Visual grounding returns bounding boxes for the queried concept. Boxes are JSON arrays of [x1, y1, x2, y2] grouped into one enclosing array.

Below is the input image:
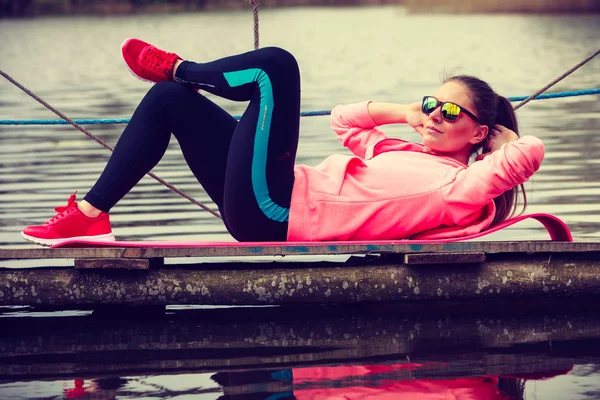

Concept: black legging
[[83, 47, 300, 241]]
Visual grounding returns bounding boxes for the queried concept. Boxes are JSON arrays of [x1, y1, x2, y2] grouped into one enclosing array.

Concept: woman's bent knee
[[144, 80, 194, 102], [257, 47, 299, 73]]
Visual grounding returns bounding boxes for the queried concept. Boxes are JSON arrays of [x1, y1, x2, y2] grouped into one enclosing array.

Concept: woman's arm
[[331, 101, 425, 158], [368, 101, 426, 136], [443, 135, 545, 225]]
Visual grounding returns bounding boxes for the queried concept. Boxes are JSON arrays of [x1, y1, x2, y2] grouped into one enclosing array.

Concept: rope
[[2, 88, 598, 126], [0, 68, 222, 220], [252, 0, 259, 50], [513, 47, 600, 110], [508, 88, 600, 102]]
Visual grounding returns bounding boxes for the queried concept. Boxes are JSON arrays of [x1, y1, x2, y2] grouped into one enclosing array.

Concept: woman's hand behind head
[[406, 101, 426, 137], [476, 124, 520, 161]]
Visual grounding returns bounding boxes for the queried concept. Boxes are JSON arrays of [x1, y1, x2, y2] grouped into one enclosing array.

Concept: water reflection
[[213, 366, 548, 400], [1, 301, 600, 399]]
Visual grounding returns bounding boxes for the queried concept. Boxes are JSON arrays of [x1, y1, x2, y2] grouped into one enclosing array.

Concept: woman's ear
[[470, 125, 489, 144]]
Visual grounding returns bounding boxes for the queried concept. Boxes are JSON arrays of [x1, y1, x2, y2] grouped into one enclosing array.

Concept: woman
[[21, 39, 544, 246]]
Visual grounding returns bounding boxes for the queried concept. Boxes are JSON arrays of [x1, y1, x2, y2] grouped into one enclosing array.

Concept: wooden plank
[[74, 258, 154, 270], [404, 252, 486, 265], [0, 241, 599, 260]]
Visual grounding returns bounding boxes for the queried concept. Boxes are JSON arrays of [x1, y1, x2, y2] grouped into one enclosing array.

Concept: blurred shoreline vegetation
[[1, 0, 598, 17], [405, 0, 600, 13], [0, 0, 403, 18]]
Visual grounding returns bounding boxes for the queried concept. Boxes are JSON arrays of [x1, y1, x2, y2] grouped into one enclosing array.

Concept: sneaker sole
[[21, 232, 116, 247]]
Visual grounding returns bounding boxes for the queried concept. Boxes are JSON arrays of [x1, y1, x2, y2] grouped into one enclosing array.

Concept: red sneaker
[[121, 38, 182, 84], [21, 193, 115, 247]]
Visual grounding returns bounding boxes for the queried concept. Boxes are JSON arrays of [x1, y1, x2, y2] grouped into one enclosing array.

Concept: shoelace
[[142, 47, 176, 76], [46, 192, 77, 225]]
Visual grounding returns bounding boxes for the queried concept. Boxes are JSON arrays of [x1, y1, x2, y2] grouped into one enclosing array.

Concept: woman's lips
[[426, 125, 442, 134]]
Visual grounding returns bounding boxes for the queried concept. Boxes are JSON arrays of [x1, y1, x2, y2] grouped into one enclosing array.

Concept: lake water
[[0, 5, 599, 399]]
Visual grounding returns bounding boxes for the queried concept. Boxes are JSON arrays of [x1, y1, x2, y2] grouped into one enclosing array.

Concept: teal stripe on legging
[[223, 69, 290, 222]]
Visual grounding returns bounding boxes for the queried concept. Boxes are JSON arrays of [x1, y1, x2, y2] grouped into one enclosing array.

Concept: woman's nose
[[429, 106, 442, 123]]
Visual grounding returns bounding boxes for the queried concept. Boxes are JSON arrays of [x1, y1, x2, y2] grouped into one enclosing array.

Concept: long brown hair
[[445, 75, 527, 226]]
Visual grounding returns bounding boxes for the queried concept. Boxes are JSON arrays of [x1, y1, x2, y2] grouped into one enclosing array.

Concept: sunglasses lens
[[441, 103, 461, 121], [422, 97, 438, 114]]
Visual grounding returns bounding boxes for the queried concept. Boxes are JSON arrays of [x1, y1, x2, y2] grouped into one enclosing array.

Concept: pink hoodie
[[287, 101, 544, 241]]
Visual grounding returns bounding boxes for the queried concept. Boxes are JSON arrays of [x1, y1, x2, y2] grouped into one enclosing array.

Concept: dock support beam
[[1, 255, 600, 306]]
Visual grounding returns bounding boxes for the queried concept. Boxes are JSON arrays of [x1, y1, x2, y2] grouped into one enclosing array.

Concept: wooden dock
[[1, 241, 600, 307]]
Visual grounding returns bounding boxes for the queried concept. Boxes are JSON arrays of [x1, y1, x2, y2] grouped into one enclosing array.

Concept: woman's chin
[[422, 138, 442, 152]]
